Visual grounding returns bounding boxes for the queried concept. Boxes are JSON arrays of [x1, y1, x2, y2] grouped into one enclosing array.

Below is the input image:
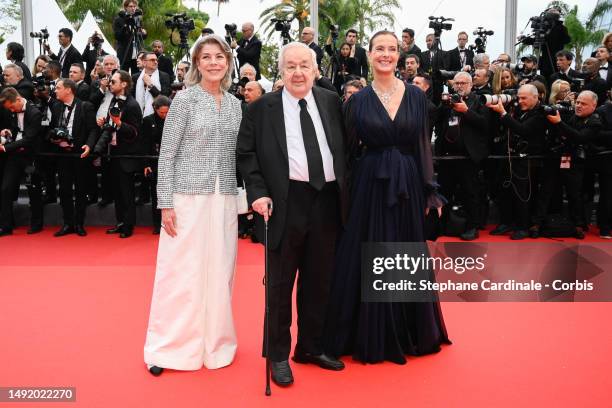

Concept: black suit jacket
[[48, 98, 98, 151], [130, 70, 172, 100], [3, 102, 42, 155], [157, 54, 175, 82], [14, 61, 32, 81], [51, 44, 83, 78], [76, 81, 91, 101], [584, 76, 608, 106], [444, 47, 474, 71], [309, 42, 324, 68], [500, 106, 548, 155], [108, 95, 143, 173], [435, 93, 489, 162], [237, 35, 262, 80], [237, 87, 348, 250], [548, 68, 578, 88], [353, 45, 369, 79], [82, 45, 108, 85], [14, 79, 35, 101]]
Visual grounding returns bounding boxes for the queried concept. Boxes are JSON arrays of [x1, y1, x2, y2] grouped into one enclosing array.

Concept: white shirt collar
[[282, 87, 314, 108]]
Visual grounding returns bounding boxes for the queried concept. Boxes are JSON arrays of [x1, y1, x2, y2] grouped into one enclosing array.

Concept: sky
[[184, 0, 603, 59]]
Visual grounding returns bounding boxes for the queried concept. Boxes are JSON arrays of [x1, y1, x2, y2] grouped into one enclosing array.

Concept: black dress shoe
[[54, 225, 75, 237], [575, 227, 585, 240], [460, 228, 479, 241], [510, 230, 528, 240], [43, 196, 57, 205], [75, 225, 87, 237], [528, 225, 540, 239], [270, 360, 294, 386], [98, 199, 113, 208], [0, 228, 13, 237], [148, 365, 163, 376], [27, 226, 43, 234], [106, 224, 124, 234], [490, 224, 512, 235], [120, 229, 133, 238], [86, 195, 99, 205], [293, 352, 345, 371]]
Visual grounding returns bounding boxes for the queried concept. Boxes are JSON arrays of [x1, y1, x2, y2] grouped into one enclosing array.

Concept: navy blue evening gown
[[323, 83, 451, 364]]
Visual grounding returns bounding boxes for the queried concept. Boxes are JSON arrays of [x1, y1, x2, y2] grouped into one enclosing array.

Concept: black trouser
[[111, 160, 136, 231], [497, 159, 539, 230], [264, 181, 340, 362], [533, 157, 584, 227], [589, 157, 612, 232], [100, 159, 114, 202], [148, 170, 160, 229], [27, 162, 43, 229], [57, 156, 90, 226], [37, 155, 58, 200], [438, 159, 482, 230], [0, 155, 29, 231]]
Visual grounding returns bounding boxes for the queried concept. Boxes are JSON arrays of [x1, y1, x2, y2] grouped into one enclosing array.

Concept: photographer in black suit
[[82, 32, 108, 84], [421, 33, 445, 104], [232, 22, 262, 80], [44, 28, 83, 78], [0, 87, 42, 236], [48, 79, 98, 237], [113, 0, 147, 73], [95, 70, 143, 238], [435, 72, 488, 240], [444, 31, 474, 72]]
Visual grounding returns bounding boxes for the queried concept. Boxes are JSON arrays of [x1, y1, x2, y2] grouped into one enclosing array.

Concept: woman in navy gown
[[324, 31, 451, 364]]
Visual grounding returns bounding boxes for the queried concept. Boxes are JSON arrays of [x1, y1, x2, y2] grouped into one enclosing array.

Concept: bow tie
[[459, 49, 466, 53], [600, 66, 608, 70]]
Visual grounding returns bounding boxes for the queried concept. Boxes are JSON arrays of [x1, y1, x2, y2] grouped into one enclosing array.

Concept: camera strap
[[61, 101, 76, 128]]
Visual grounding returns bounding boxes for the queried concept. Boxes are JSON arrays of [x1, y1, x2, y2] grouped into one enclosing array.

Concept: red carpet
[[1, 227, 610, 407]]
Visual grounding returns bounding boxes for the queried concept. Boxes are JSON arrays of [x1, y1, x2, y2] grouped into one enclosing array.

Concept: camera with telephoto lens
[[480, 92, 518, 105], [29, 28, 49, 39], [48, 127, 74, 145], [441, 93, 463, 106], [32, 75, 51, 93], [542, 102, 574, 116]]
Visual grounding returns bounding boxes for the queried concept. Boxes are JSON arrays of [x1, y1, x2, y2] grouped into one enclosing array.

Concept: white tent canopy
[[0, 0, 73, 67], [73, 10, 116, 56]]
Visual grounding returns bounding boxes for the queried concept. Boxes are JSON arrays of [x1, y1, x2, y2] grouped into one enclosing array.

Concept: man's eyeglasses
[[146, 59, 158, 63]]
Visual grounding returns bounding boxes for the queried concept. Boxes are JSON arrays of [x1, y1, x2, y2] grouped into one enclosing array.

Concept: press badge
[[448, 116, 459, 127], [560, 155, 571, 169]]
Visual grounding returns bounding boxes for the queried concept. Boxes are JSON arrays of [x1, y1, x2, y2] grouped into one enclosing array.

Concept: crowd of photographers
[[1, 2, 612, 241]]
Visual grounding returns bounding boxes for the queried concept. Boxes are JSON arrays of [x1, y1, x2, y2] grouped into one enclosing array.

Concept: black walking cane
[[264, 203, 272, 396]]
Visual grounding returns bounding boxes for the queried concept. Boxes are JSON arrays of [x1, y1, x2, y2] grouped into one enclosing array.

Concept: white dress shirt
[[282, 88, 335, 183], [599, 63, 608, 80]]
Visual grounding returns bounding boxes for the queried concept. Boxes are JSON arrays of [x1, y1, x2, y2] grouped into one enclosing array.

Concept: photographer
[[537, 7, 571, 79], [82, 32, 108, 84], [487, 84, 547, 239], [95, 70, 143, 238], [594, 100, 612, 238], [132, 52, 171, 116], [2, 64, 34, 101], [44, 28, 83, 78], [151, 40, 175, 82], [48, 79, 98, 237], [301, 27, 323, 68], [142, 95, 170, 234], [5, 42, 32, 81], [113, 0, 147, 73], [531, 90, 602, 239], [69, 63, 91, 101], [421, 33, 445, 103], [581, 58, 608, 106], [232, 22, 262, 80], [517, 55, 547, 86], [0, 87, 42, 236], [444, 31, 474, 72], [435, 72, 489, 240]]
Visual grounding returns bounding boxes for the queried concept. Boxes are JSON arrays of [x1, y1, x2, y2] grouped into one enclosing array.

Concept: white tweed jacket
[[157, 85, 242, 209]]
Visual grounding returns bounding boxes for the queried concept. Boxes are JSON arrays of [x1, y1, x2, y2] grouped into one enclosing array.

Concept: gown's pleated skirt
[[144, 192, 238, 370]]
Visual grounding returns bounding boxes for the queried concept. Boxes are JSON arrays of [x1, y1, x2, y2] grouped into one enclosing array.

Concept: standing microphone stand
[[263, 203, 271, 396]]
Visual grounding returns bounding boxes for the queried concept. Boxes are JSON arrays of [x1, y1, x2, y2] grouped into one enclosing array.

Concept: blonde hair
[[185, 34, 233, 91], [549, 79, 570, 104], [492, 67, 517, 94]]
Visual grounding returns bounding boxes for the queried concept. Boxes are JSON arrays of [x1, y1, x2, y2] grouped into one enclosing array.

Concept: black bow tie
[[459, 49, 466, 53], [600, 66, 608, 70]]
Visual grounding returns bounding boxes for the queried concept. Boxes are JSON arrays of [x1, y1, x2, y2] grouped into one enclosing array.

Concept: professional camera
[[224, 23, 238, 40], [31, 75, 51, 93], [165, 13, 195, 33], [517, 9, 562, 48], [428, 16, 453, 33], [29, 28, 49, 39], [271, 18, 293, 41], [469, 27, 494, 54], [541, 103, 574, 116], [330, 24, 340, 41], [567, 75, 586, 93], [119, 8, 144, 30], [437, 70, 461, 80], [94, 100, 124, 154], [48, 127, 74, 145], [90, 32, 105, 48], [228, 76, 250, 98], [441, 93, 463, 105], [0, 130, 15, 145], [480, 93, 518, 105]]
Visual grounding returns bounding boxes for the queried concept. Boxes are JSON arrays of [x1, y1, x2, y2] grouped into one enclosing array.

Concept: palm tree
[[259, 0, 312, 39], [563, 0, 612, 66], [205, 0, 229, 16], [350, 0, 400, 44]]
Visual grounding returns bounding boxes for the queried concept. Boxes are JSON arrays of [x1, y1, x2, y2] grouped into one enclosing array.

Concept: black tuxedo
[[444, 47, 474, 71], [583, 75, 608, 106], [156, 53, 175, 82], [51, 44, 83, 78], [237, 35, 262, 79], [308, 42, 324, 68], [48, 98, 98, 226], [420, 49, 446, 103], [0, 102, 42, 231], [237, 87, 347, 361], [548, 68, 578, 89], [352, 45, 369, 79]]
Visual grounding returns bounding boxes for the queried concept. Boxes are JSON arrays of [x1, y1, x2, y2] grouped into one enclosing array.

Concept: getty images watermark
[[361, 242, 612, 302]]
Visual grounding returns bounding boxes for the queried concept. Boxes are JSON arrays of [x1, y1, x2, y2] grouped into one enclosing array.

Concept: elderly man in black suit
[[300, 27, 323, 68], [233, 22, 262, 80], [48, 79, 98, 237], [45, 28, 83, 78], [0, 87, 42, 236], [238, 41, 347, 387]]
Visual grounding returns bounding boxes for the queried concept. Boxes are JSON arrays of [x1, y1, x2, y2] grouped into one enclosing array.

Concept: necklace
[[372, 80, 398, 109]]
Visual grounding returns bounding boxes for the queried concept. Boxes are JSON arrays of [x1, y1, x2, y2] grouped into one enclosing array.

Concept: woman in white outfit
[[144, 34, 242, 376]]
